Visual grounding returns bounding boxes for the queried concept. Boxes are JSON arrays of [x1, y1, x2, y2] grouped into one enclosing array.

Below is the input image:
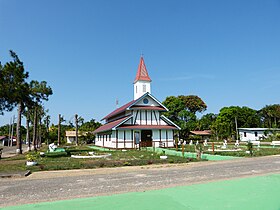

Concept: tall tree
[[29, 80, 52, 150], [198, 113, 217, 130], [259, 104, 280, 128], [0, 51, 30, 154], [213, 106, 260, 139], [163, 95, 207, 140], [178, 95, 207, 114]]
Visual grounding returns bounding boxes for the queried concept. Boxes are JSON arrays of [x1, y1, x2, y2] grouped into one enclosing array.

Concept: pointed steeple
[[133, 56, 152, 100], [134, 56, 151, 83]]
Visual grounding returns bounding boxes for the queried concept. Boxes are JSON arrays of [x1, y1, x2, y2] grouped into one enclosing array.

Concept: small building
[[190, 130, 212, 140], [238, 128, 280, 141], [0, 136, 16, 146], [65, 131, 87, 144], [93, 57, 180, 149]]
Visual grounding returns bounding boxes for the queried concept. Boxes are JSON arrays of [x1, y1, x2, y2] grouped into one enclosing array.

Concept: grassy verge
[[0, 146, 196, 173], [172, 144, 280, 157]]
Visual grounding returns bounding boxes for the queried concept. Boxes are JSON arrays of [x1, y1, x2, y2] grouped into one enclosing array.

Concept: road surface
[[1, 155, 280, 207]]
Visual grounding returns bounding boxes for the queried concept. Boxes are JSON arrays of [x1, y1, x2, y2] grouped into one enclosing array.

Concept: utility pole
[[8, 117, 12, 147], [75, 114, 78, 146], [16, 103, 22, 154], [58, 114, 61, 146], [235, 116, 238, 140], [10, 115, 15, 147]]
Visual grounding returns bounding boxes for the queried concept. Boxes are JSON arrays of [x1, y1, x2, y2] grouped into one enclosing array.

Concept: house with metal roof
[[93, 57, 180, 149], [238, 128, 280, 141]]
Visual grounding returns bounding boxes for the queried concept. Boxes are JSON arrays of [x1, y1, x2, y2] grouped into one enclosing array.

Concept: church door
[[140, 130, 153, 147]]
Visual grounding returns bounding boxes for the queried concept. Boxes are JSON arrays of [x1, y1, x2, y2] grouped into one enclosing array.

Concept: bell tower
[[134, 57, 152, 100]]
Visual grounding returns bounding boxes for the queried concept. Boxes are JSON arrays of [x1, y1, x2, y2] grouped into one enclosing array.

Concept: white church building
[[94, 57, 180, 149]]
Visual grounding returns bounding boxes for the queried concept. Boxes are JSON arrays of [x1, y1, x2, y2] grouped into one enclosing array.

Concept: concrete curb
[[0, 170, 31, 178]]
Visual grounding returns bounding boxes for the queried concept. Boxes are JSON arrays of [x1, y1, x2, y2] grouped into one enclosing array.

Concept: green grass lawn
[[173, 143, 280, 157], [0, 146, 195, 173]]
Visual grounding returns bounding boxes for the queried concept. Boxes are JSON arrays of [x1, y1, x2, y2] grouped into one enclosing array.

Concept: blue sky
[[1, 0, 280, 125]]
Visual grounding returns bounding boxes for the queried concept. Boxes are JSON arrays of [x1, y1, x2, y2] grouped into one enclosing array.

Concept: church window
[[143, 98, 149, 104], [143, 84, 146, 92]]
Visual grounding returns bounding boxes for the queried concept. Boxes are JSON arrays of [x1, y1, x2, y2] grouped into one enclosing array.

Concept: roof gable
[[129, 93, 168, 111], [102, 93, 168, 121]]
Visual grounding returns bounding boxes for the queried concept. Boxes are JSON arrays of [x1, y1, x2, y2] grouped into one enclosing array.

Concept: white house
[[93, 57, 180, 149], [65, 131, 87, 144], [0, 136, 16, 146], [238, 128, 280, 141]]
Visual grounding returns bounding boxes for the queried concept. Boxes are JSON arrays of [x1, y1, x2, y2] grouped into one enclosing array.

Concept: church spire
[[133, 56, 152, 100], [134, 56, 151, 83]]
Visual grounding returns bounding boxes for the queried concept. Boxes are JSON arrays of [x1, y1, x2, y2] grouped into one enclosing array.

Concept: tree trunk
[[16, 102, 22, 154], [38, 117, 42, 148], [46, 116, 49, 146], [75, 114, 78, 146], [26, 114, 31, 151], [33, 108, 37, 151]]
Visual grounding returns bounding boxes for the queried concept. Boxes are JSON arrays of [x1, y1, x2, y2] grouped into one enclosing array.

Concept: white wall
[[96, 129, 175, 148], [134, 81, 151, 100], [152, 129, 174, 147], [239, 130, 271, 141]]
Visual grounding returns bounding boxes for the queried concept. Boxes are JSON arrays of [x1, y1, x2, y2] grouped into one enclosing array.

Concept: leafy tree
[[28, 81, 52, 151], [259, 104, 280, 128], [48, 123, 73, 144], [79, 119, 102, 132], [213, 106, 260, 140], [198, 113, 217, 130], [0, 51, 53, 153], [162, 96, 185, 122], [162, 95, 207, 140], [178, 95, 207, 114], [0, 124, 26, 137], [0, 51, 31, 154], [79, 118, 102, 144]]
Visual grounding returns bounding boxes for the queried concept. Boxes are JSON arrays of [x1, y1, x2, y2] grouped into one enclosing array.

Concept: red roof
[[134, 57, 151, 83], [102, 100, 135, 120], [190, 130, 212, 135], [118, 125, 178, 130], [94, 116, 131, 134]]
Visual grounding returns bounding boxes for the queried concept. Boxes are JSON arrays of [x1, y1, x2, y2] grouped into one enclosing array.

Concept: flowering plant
[[26, 152, 39, 161]]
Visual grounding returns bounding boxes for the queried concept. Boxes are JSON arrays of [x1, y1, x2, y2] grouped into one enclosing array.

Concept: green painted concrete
[[88, 145, 113, 152], [146, 147, 240, 161], [88, 146, 240, 160], [3, 174, 280, 210]]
